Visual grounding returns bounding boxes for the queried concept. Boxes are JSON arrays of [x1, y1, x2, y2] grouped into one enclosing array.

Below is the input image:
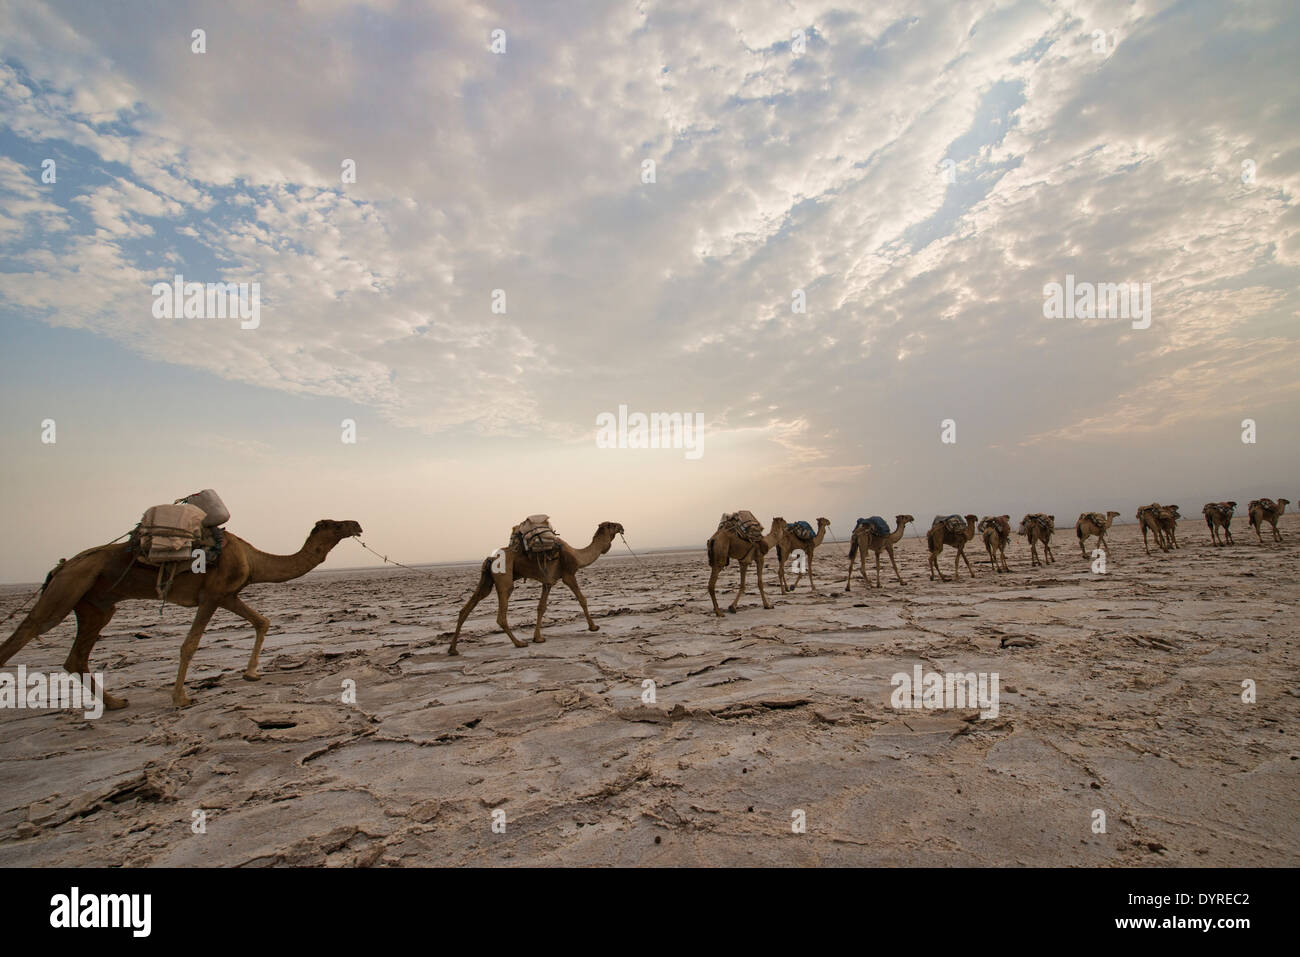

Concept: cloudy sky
[[1, 0, 1297, 583]]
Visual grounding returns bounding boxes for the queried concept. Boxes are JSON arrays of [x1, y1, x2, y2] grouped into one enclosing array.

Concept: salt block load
[[176, 488, 230, 527], [138, 503, 207, 564]]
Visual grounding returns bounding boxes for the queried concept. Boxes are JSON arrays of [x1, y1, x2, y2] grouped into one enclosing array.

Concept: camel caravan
[[0, 491, 1293, 710]]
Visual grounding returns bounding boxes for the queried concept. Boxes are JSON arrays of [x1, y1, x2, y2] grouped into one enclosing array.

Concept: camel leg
[[844, 551, 855, 592], [707, 564, 723, 618], [449, 564, 494, 655], [494, 576, 528, 648], [805, 558, 817, 594], [0, 594, 77, 666], [729, 561, 748, 613], [756, 556, 773, 609], [875, 550, 883, 588], [65, 601, 129, 711], [172, 601, 218, 708], [218, 595, 271, 680], [531, 583, 551, 643], [562, 572, 598, 631], [886, 546, 903, 586]]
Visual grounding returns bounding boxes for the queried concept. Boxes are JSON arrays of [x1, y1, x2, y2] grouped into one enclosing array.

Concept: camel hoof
[[447, 647, 460, 656], [763, 603, 773, 610], [532, 636, 545, 644], [243, 670, 261, 682], [588, 624, 600, 632], [172, 694, 193, 709], [103, 694, 129, 711], [727, 606, 737, 614]]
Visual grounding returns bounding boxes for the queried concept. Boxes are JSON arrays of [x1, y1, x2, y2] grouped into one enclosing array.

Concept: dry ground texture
[[1, 516, 1297, 866]]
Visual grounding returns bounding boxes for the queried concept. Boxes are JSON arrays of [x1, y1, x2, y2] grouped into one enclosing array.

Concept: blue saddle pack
[[855, 516, 890, 537], [787, 520, 815, 541]]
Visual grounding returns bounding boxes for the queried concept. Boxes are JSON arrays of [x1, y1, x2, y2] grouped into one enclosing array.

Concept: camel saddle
[[856, 516, 890, 538], [979, 517, 1010, 537], [1025, 513, 1053, 533], [511, 514, 561, 556], [718, 511, 764, 543], [1081, 512, 1108, 527], [1249, 498, 1275, 513], [787, 520, 815, 542], [936, 514, 968, 536]]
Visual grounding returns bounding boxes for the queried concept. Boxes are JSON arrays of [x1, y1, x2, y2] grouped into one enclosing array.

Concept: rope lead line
[[355, 538, 442, 579]]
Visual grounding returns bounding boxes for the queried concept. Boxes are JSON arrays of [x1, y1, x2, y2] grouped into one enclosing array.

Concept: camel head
[[596, 521, 625, 552], [769, 517, 786, 533], [964, 514, 978, 526], [1166, 505, 1181, 517], [312, 519, 364, 542], [896, 514, 914, 528], [1106, 511, 1121, 521], [816, 517, 830, 528], [1279, 498, 1291, 508]]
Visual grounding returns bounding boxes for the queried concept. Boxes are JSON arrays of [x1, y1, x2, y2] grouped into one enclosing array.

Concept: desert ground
[[1, 514, 1297, 867]]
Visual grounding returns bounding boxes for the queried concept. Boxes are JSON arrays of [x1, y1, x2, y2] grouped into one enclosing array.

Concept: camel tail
[[1076, 524, 1085, 540], [847, 536, 858, 562], [706, 538, 714, 566]]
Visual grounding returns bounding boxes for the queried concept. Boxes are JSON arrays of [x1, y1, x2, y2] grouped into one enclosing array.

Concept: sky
[[0, 0, 1297, 583]]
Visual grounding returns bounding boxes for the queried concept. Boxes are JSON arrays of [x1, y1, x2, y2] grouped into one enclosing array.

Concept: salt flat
[[1, 516, 1296, 867]]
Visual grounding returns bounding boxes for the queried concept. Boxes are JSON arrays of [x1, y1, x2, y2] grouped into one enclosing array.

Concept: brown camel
[[449, 521, 624, 655], [1248, 498, 1289, 543], [1202, 501, 1237, 546], [1156, 505, 1181, 549], [0, 519, 363, 709], [979, 516, 1012, 573], [1018, 514, 1055, 566], [1075, 511, 1120, 557], [927, 514, 978, 581], [761, 517, 787, 592], [844, 515, 913, 591], [706, 513, 774, 616], [775, 518, 830, 593], [1136, 503, 1168, 555]]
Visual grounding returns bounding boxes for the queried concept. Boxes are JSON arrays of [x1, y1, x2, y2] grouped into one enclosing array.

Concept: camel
[[449, 521, 624, 655], [706, 514, 774, 616], [1075, 511, 1120, 558], [1136, 503, 1168, 555], [1248, 498, 1289, 543], [774, 518, 831, 593], [1156, 505, 1181, 549], [927, 514, 978, 582], [844, 514, 913, 591], [1018, 514, 1055, 566], [0, 519, 363, 709], [761, 517, 787, 592], [1202, 501, 1237, 546], [979, 516, 1012, 573]]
